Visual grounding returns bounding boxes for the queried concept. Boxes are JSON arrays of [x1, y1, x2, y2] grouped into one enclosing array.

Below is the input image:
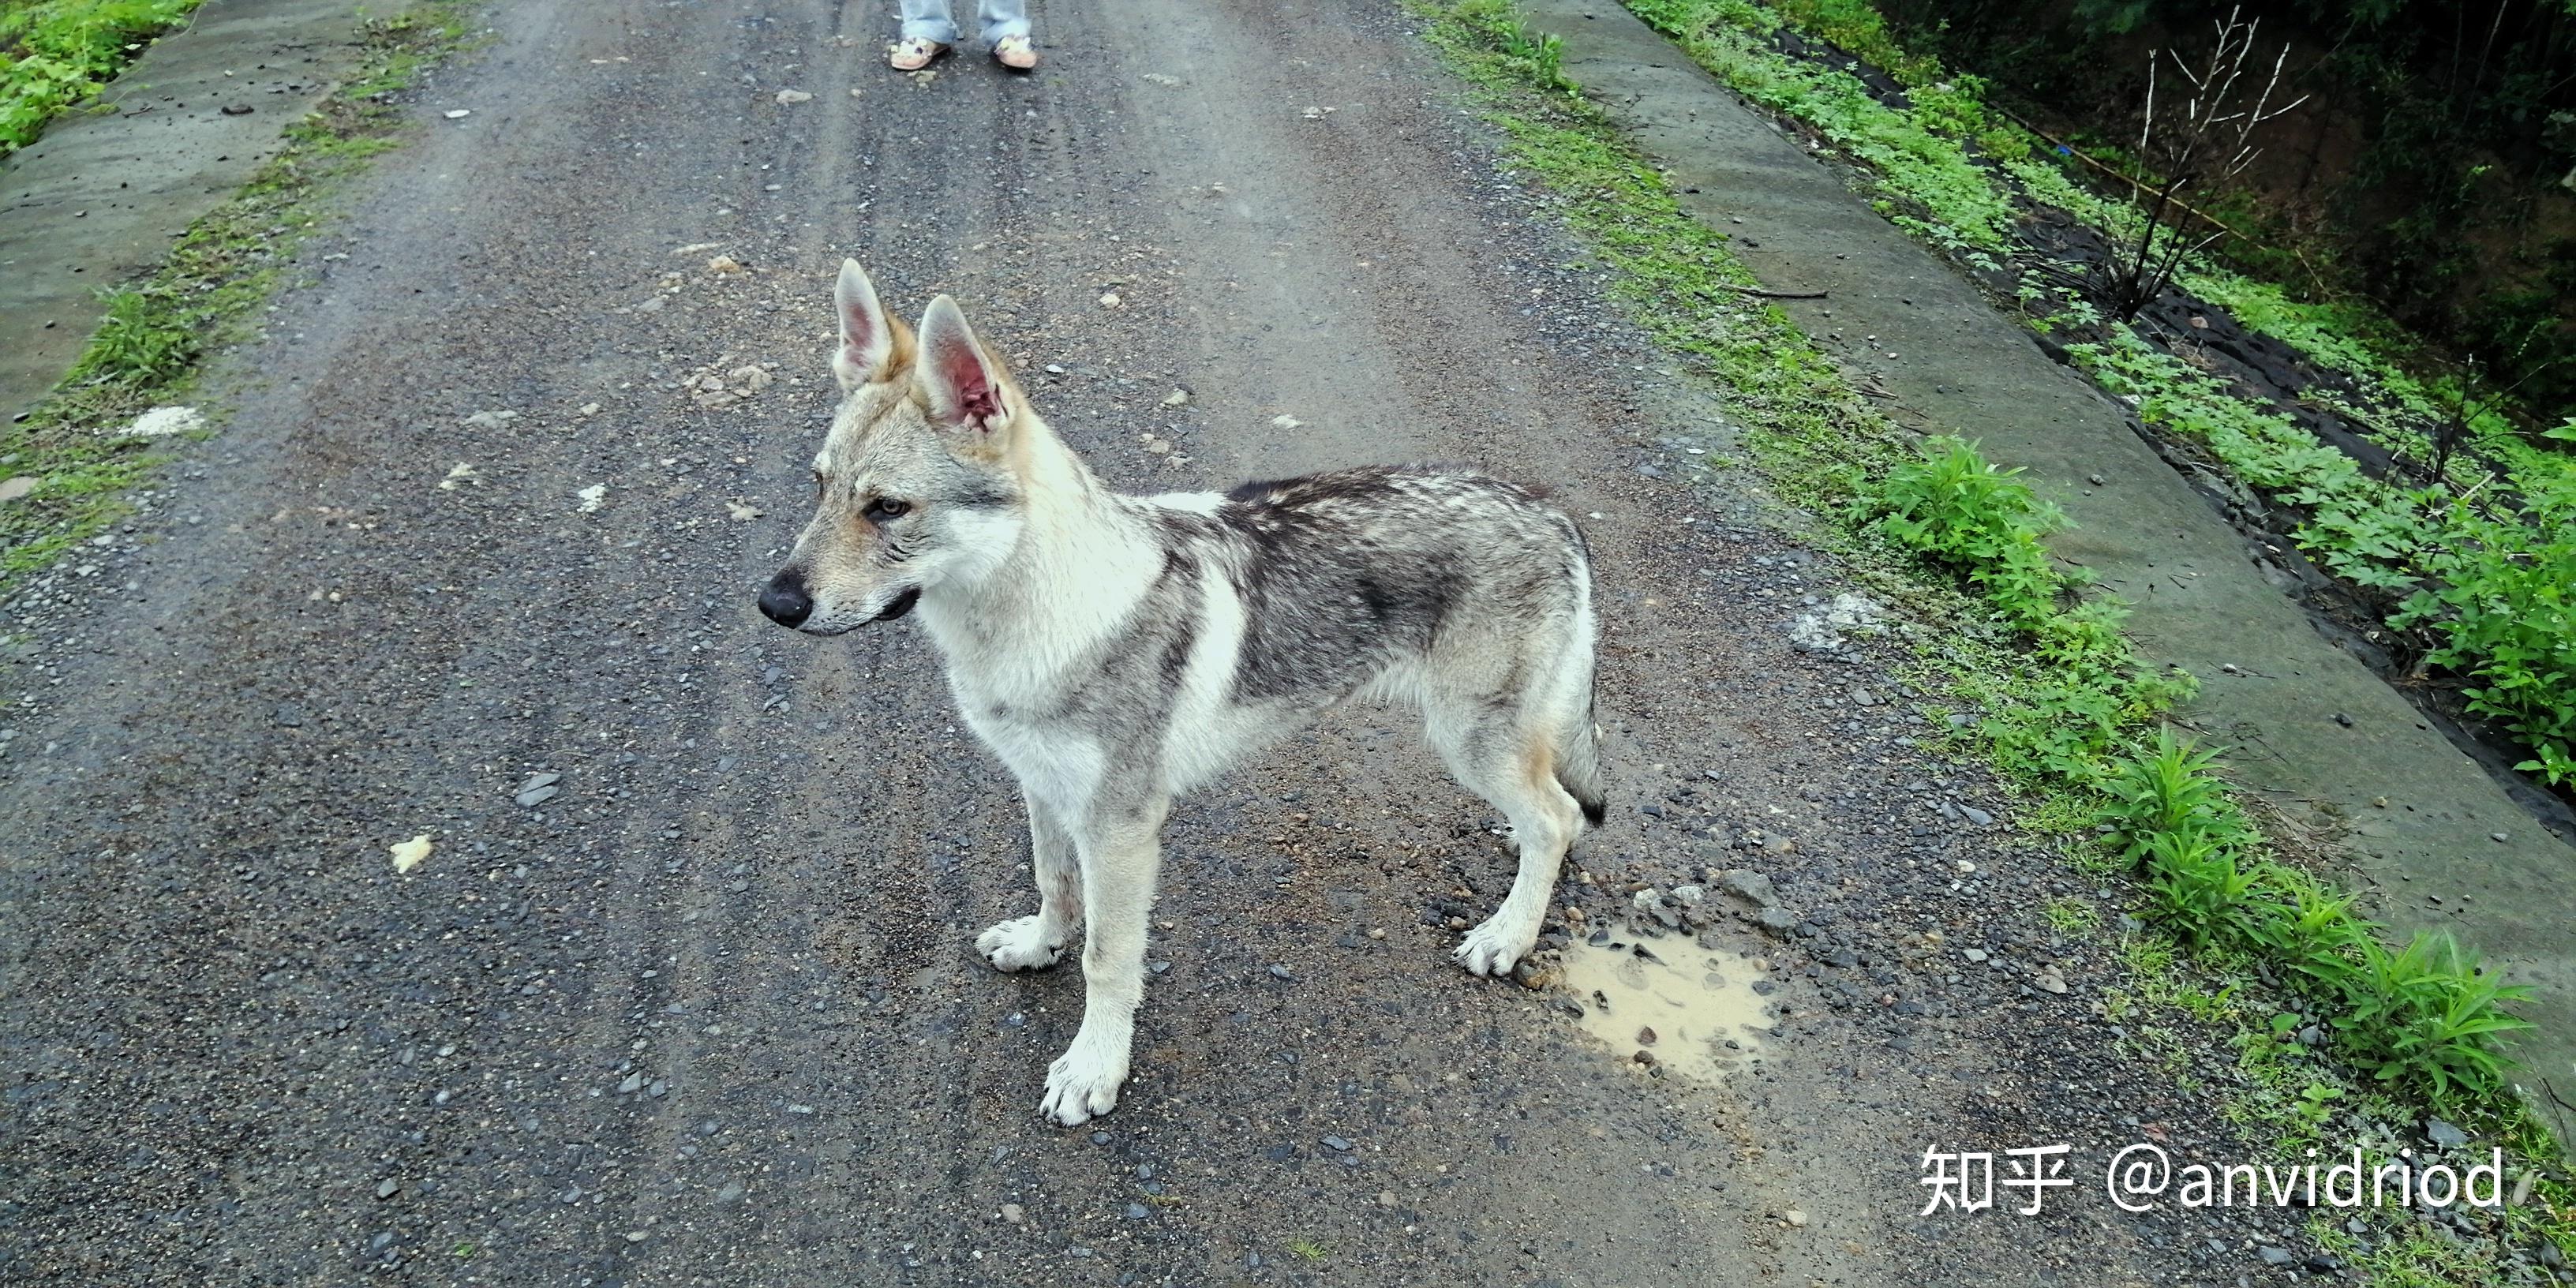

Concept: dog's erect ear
[[915, 294, 1007, 436], [833, 259, 896, 390]]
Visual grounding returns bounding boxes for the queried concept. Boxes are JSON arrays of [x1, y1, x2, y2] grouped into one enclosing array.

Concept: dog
[[758, 260, 1605, 1125]]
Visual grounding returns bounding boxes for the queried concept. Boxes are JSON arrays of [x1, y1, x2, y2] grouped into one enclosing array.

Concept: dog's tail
[[1551, 542, 1608, 826], [1555, 702, 1608, 826]]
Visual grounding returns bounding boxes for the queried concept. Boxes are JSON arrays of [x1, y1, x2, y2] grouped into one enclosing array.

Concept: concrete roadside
[[1, 0, 415, 425], [1521, 0, 2576, 1118]]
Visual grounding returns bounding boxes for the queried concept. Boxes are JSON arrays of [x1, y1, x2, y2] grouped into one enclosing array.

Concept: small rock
[[1125, 1204, 1148, 1219], [2425, 1118, 2469, 1148], [0, 477, 37, 504], [273, 702, 305, 728], [443, 109, 471, 119], [774, 88, 812, 103], [1960, 806, 1994, 827], [1751, 907, 1799, 938], [1000, 1203, 1024, 1223], [1784, 1209, 1808, 1227], [2258, 1247, 2295, 1267], [1267, 964, 1294, 980], [374, 1178, 399, 1200], [617, 1073, 645, 1094], [1963, 948, 1989, 963], [2033, 971, 2067, 994], [1320, 1135, 1353, 1152], [1851, 687, 1878, 706], [717, 1181, 745, 1202], [1636, 1026, 1657, 1046], [1098, 292, 1122, 308], [515, 784, 559, 808], [2491, 832, 2510, 843], [1160, 388, 1189, 406], [1720, 871, 1777, 908]]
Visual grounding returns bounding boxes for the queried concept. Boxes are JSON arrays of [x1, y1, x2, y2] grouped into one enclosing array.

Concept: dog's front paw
[[1452, 912, 1539, 977], [975, 915, 1065, 972], [1039, 1043, 1129, 1127]]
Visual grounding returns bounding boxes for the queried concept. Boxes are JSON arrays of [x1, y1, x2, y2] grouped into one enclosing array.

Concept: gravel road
[[0, 1, 2318, 1284]]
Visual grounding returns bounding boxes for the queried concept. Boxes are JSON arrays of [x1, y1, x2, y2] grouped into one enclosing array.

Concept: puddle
[[1557, 936, 1773, 1082]]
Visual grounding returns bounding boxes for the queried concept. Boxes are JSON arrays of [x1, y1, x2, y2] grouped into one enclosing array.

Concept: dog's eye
[[863, 498, 910, 522]]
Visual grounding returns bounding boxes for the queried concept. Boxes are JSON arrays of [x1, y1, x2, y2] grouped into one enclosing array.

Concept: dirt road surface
[[1, 2, 2305, 1284]]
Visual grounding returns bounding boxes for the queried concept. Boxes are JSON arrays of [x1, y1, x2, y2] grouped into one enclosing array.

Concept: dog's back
[[1135, 464, 1604, 822]]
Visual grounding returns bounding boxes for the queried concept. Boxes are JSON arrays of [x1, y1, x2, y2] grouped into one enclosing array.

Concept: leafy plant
[[2092, 726, 2234, 861], [2394, 457, 2576, 786], [2139, 826, 2267, 950], [1496, 16, 1578, 97], [2336, 932, 2533, 1103], [1863, 436, 2069, 627], [70, 286, 197, 387]]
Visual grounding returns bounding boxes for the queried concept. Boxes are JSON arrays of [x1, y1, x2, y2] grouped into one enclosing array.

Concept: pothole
[[1556, 936, 1774, 1081]]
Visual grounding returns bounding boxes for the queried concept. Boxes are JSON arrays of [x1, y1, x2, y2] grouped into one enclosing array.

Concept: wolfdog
[[758, 260, 1605, 1125]]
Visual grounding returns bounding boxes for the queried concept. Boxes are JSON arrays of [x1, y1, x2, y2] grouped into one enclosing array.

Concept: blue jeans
[[900, 0, 1029, 45]]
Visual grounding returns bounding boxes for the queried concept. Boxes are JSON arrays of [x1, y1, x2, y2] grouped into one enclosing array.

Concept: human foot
[[889, 37, 949, 71], [992, 35, 1038, 70]]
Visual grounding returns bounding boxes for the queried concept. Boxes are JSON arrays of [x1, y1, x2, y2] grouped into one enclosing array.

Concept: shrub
[[1863, 435, 2069, 627]]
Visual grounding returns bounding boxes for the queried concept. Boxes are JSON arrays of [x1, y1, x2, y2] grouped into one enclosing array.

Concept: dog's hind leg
[[976, 797, 1082, 972], [1039, 793, 1168, 1127], [1428, 698, 1584, 977]]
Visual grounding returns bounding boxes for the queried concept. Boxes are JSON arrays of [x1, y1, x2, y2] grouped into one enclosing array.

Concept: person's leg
[[898, 0, 960, 43], [976, 0, 1030, 44]]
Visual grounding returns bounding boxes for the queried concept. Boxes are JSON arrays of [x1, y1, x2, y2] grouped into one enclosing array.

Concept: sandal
[[991, 34, 1039, 70], [889, 37, 949, 71]]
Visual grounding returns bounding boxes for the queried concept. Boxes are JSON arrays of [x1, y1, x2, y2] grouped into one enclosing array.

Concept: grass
[[0, 0, 201, 155], [1406, 5, 2573, 1280], [1613, 0, 2576, 793], [0, 4, 476, 588]]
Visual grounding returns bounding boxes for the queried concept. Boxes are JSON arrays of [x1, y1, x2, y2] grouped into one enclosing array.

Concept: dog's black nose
[[758, 569, 812, 628]]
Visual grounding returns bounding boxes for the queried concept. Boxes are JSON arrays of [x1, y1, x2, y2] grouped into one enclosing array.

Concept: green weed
[[2090, 729, 2532, 1105], [71, 286, 197, 386], [1496, 14, 1578, 97], [0, 0, 202, 155], [1860, 436, 2067, 627], [2039, 895, 2099, 935]]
